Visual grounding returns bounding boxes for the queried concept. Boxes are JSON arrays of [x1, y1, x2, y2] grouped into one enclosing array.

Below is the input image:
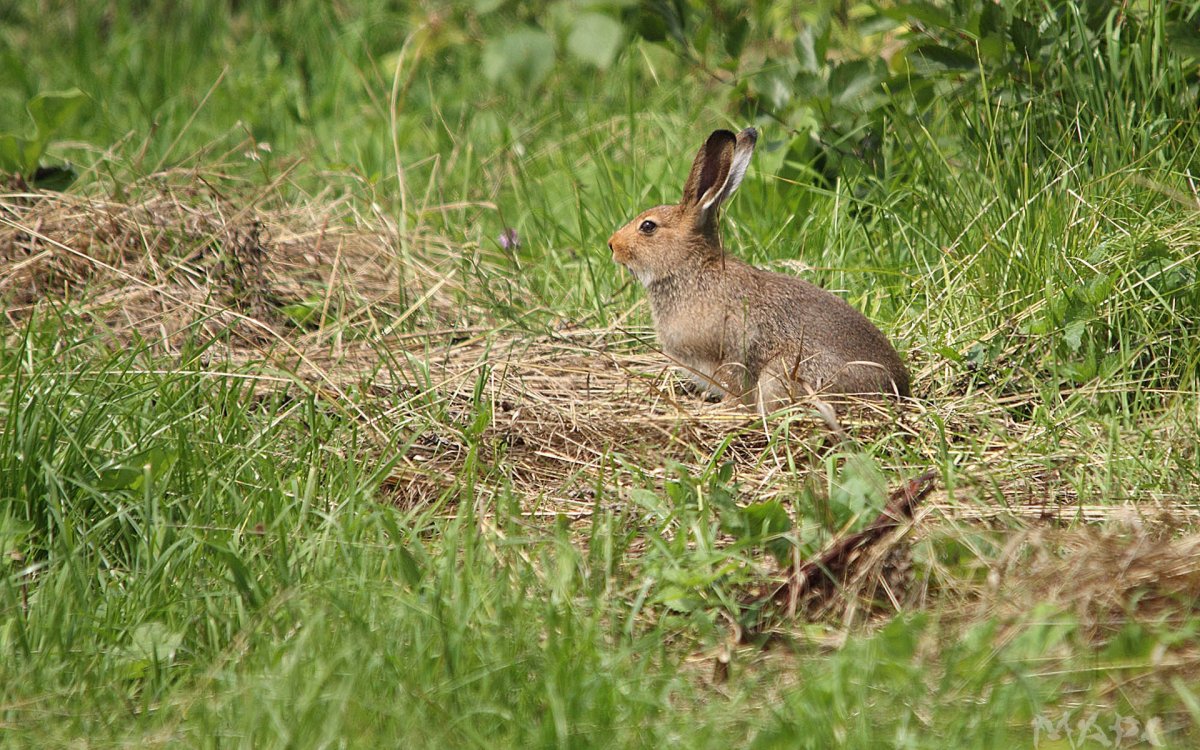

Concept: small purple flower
[[498, 227, 520, 251]]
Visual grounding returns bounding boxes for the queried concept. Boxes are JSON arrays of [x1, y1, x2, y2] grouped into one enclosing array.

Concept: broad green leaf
[[1102, 622, 1156, 661], [482, 27, 556, 88], [281, 298, 321, 328], [830, 59, 883, 107], [979, 2, 1008, 36], [0, 514, 33, 552], [130, 621, 182, 662], [633, 4, 670, 43], [792, 70, 827, 102], [1066, 352, 1098, 383], [935, 345, 964, 364], [795, 15, 830, 73], [751, 71, 793, 111], [723, 16, 749, 59], [113, 622, 184, 680], [721, 499, 793, 564], [29, 164, 78, 190], [1062, 319, 1088, 354], [0, 134, 28, 173], [1010, 16, 1039, 58], [877, 611, 926, 660], [830, 453, 886, 527], [741, 501, 793, 562], [567, 13, 625, 70], [977, 33, 1007, 63], [0, 88, 85, 177], [396, 545, 423, 587], [965, 343, 988, 368], [94, 446, 178, 491], [656, 583, 702, 613], [1082, 272, 1116, 306], [96, 465, 142, 491], [775, 131, 822, 186], [883, 3, 957, 32], [739, 500, 792, 538], [914, 43, 977, 71], [857, 11, 901, 38], [26, 89, 86, 137], [1167, 20, 1200, 59]]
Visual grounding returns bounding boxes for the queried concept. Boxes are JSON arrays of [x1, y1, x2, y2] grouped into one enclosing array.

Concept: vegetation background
[[2, 0, 1200, 746]]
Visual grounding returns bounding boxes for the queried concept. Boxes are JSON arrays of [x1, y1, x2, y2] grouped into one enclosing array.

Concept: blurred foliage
[[469, 0, 1200, 185], [5, 1, 1197, 194]]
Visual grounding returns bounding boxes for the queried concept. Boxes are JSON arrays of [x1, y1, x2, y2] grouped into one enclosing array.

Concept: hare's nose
[[608, 241, 614, 252]]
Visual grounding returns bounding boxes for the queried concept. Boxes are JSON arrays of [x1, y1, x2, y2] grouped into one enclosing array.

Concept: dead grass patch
[[4, 184, 1199, 631], [989, 527, 1200, 634]]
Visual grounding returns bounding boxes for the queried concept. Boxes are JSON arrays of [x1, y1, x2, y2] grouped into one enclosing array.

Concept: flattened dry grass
[[6, 182, 1199, 629]]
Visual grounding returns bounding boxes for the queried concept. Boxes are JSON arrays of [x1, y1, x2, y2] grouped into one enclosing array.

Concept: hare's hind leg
[[753, 361, 803, 413], [755, 361, 846, 436]]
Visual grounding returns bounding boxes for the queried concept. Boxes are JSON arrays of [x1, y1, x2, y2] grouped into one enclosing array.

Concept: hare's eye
[[638, 219, 658, 235]]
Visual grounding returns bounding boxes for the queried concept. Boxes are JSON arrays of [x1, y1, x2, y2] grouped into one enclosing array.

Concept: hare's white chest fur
[[663, 342, 726, 397], [654, 302, 752, 399]]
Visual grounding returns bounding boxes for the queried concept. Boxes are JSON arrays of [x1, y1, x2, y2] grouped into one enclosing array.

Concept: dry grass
[[1, 185, 902, 506], [991, 527, 1200, 629], [5, 184, 1199, 628]]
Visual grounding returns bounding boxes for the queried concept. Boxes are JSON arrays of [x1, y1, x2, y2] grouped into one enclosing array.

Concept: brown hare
[[608, 127, 909, 411]]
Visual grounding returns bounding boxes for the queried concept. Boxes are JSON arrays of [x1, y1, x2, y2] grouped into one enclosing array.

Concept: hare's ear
[[680, 130, 736, 218], [680, 128, 756, 231], [712, 127, 757, 207]]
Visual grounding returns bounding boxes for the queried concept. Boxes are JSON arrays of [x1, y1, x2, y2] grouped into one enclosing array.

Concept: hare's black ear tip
[[706, 129, 737, 146], [739, 127, 758, 144]]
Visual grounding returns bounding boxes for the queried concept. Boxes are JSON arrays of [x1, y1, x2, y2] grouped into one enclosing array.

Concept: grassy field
[[3, 1, 1200, 747]]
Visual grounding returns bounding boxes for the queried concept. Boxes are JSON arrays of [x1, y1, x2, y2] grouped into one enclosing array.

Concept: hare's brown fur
[[608, 128, 909, 409]]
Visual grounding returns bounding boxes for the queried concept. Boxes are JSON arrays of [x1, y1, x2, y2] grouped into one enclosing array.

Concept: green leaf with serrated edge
[[1010, 16, 1039, 58]]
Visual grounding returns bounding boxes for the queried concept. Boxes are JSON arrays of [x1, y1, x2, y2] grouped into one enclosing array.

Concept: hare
[[608, 127, 909, 411]]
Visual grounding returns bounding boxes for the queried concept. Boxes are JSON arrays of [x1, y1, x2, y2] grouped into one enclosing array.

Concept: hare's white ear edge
[[707, 127, 757, 209]]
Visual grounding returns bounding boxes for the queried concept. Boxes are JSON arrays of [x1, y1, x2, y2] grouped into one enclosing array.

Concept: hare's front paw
[[676, 375, 724, 402]]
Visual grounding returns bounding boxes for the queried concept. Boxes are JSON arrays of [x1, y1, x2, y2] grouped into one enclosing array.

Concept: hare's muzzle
[[608, 233, 627, 265]]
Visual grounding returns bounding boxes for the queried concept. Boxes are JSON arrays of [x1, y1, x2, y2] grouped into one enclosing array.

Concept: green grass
[[3, 1, 1200, 747]]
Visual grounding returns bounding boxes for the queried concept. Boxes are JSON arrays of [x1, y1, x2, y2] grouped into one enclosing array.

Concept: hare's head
[[609, 127, 756, 285]]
